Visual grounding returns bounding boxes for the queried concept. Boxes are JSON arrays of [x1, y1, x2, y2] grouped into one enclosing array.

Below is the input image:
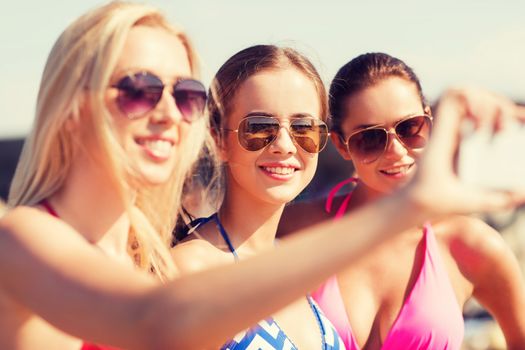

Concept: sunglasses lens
[[115, 73, 163, 118], [396, 115, 432, 149], [348, 128, 388, 163], [290, 118, 329, 153], [173, 79, 207, 122], [238, 117, 279, 151]]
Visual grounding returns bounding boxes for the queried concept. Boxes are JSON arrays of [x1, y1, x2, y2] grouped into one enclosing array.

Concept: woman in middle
[[171, 44, 345, 349]]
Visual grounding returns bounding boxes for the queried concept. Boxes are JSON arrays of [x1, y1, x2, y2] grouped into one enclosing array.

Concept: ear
[[210, 128, 229, 162], [424, 105, 432, 117], [330, 132, 353, 161]]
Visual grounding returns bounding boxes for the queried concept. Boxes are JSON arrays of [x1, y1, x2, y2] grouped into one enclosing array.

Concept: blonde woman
[[0, 2, 523, 350]]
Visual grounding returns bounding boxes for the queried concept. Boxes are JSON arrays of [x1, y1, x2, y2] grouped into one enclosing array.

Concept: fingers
[[465, 189, 517, 213], [424, 92, 464, 168], [516, 105, 525, 123], [430, 87, 520, 162], [411, 86, 523, 217]]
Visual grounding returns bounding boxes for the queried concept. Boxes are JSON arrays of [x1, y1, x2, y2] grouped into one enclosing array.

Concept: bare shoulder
[[171, 233, 229, 274], [434, 215, 513, 282], [1, 205, 71, 245]]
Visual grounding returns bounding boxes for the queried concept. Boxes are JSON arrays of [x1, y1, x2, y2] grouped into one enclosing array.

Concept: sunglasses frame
[[223, 115, 330, 154], [110, 71, 207, 122], [340, 114, 433, 163]]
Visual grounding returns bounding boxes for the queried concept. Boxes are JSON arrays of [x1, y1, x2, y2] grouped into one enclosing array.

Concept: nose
[[383, 131, 408, 160], [149, 89, 183, 125], [269, 126, 297, 154]]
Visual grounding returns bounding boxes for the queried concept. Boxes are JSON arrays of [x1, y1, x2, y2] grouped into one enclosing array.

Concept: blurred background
[[1, 1, 524, 348]]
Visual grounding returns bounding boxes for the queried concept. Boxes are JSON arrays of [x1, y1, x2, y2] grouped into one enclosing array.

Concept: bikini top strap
[[212, 213, 239, 260], [325, 177, 358, 219], [40, 199, 59, 218], [185, 214, 214, 236]]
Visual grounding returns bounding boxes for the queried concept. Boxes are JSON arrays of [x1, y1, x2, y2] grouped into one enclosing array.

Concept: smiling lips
[[380, 164, 413, 177], [259, 164, 299, 180], [135, 137, 175, 161]]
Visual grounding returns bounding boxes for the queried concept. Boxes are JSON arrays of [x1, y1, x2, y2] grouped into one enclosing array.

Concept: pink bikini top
[[312, 179, 464, 350]]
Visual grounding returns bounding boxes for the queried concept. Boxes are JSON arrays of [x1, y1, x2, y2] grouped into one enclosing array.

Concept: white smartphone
[[458, 120, 525, 191]]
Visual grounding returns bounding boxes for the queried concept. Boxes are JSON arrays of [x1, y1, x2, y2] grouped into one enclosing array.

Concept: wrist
[[397, 181, 439, 223], [435, 88, 469, 119]]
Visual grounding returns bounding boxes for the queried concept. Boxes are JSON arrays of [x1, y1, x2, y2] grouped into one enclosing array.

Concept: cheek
[[110, 118, 133, 148], [104, 91, 131, 144], [410, 148, 424, 161], [353, 161, 372, 176], [105, 89, 121, 117], [302, 155, 318, 181], [224, 135, 251, 163], [178, 122, 192, 141]]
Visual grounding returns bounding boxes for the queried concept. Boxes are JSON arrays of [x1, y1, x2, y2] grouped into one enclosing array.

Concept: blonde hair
[[8, 1, 208, 280]]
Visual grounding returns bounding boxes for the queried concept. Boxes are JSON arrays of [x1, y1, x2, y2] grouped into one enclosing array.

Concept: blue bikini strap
[[212, 213, 239, 260]]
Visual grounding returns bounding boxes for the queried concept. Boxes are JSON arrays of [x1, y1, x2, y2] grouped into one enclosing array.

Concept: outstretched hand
[[407, 87, 525, 216]]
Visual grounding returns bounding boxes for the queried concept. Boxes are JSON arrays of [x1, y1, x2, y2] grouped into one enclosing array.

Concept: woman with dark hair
[[280, 53, 525, 349]]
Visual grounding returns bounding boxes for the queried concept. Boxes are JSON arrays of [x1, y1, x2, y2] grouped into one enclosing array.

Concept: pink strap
[[325, 177, 358, 219], [41, 199, 59, 218]]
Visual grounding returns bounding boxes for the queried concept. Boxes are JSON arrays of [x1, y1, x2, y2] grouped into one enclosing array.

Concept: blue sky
[[1, 0, 524, 137]]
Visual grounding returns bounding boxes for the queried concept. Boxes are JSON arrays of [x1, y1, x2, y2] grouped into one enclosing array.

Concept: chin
[[137, 166, 174, 186], [382, 182, 408, 195], [264, 189, 301, 205]]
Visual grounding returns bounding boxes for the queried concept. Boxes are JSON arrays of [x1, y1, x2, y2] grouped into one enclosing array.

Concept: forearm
[[145, 187, 430, 349]]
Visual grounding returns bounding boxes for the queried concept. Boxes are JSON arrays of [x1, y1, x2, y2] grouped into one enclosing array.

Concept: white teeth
[[142, 140, 172, 157], [382, 165, 411, 175], [263, 166, 295, 175]]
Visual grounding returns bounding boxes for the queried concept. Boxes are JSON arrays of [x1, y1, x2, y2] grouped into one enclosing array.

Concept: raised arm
[[2, 87, 524, 349], [0, 192, 426, 349]]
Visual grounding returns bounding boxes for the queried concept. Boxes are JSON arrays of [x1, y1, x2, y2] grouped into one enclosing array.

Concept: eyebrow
[[110, 68, 192, 84], [243, 112, 316, 119], [350, 113, 422, 131], [351, 123, 382, 131]]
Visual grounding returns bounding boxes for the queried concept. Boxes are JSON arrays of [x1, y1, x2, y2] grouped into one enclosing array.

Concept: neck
[[218, 186, 285, 255], [49, 152, 131, 259], [349, 181, 386, 208]]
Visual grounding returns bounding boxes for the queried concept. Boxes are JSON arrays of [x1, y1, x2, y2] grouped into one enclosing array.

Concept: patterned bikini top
[[189, 213, 347, 350]]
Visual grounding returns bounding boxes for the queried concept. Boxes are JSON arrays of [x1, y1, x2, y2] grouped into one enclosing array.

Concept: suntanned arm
[[450, 217, 525, 350], [0, 190, 429, 350], [2, 88, 523, 350]]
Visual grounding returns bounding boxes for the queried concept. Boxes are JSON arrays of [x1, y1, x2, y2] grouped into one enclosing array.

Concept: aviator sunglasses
[[111, 71, 207, 122], [341, 114, 433, 163], [223, 115, 329, 154]]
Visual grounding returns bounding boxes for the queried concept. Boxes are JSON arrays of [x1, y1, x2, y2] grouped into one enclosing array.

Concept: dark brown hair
[[329, 52, 427, 134]]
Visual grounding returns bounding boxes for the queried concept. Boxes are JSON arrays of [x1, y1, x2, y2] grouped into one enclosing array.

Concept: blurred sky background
[[1, 0, 524, 138]]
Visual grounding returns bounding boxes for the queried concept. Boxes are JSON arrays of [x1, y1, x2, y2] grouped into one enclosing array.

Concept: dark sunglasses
[[342, 114, 433, 163], [223, 115, 329, 154], [111, 71, 207, 122]]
